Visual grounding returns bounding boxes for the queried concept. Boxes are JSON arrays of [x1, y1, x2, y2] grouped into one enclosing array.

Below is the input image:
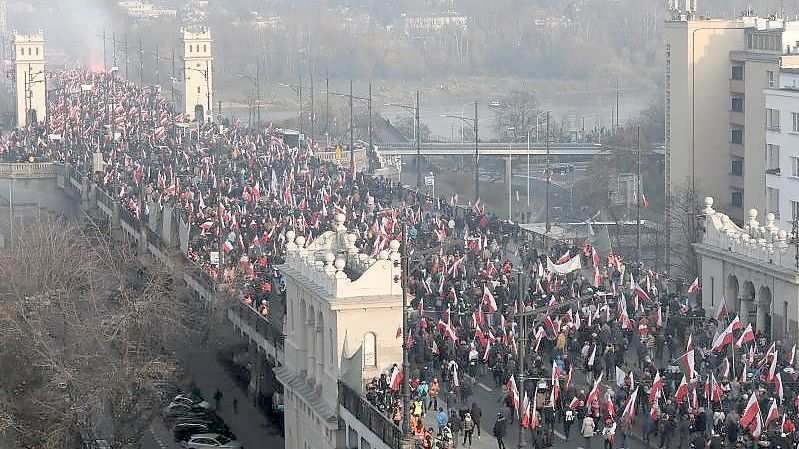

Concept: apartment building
[[764, 67, 799, 229], [665, 11, 799, 272]]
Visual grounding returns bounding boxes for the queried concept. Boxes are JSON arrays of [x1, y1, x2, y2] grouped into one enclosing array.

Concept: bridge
[[0, 162, 59, 179], [378, 141, 604, 157]]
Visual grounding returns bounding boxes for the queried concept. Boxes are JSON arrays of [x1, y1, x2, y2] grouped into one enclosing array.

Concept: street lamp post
[[278, 78, 304, 134], [441, 102, 479, 201], [386, 92, 422, 187], [545, 110, 551, 237], [506, 126, 515, 221], [328, 82, 373, 175]]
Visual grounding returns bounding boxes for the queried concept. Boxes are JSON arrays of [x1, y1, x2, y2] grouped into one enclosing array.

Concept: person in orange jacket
[[429, 377, 440, 410]]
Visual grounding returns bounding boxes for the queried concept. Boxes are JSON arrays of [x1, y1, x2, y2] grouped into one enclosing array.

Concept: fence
[[338, 381, 402, 449]]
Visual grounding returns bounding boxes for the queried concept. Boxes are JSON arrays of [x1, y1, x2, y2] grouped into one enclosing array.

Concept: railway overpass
[[378, 141, 604, 157]]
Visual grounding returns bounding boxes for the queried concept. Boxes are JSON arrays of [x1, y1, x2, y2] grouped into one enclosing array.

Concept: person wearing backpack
[[462, 412, 475, 447], [563, 408, 576, 441]]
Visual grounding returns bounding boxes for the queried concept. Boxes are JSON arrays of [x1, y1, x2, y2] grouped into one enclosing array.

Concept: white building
[[181, 27, 213, 123], [696, 197, 799, 340], [118, 1, 176, 19], [13, 30, 45, 128], [764, 67, 799, 229], [276, 216, 404, 449], [402, 11, 468, 35]]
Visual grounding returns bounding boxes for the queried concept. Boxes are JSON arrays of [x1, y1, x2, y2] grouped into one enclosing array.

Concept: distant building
[[117, 1, 177, 19], [277, 218, 404, 449], [13, 30, 45, 127], [402, 11, 468, 36], [181, 26, 213, 123]]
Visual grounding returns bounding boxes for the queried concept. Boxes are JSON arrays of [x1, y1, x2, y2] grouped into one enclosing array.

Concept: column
[[739, 297, 749, 323], [111, 201, 121, 238], [756, 302, 767, 334], [505, 155, 512, 187], [306, 316, 315, 383], [315, 324, 324, 390]]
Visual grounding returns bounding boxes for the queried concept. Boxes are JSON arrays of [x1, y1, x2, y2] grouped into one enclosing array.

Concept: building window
[[329, 329, 334, 364], [792, 200, 799, 221], [35, 47, 38, 56], [731, 129, 743, 144], [766, 108, 780, 130], [732, 97, 744, 112], [203, 44, 207, 52], [793, 112, 799, 132], [768, 70, 775, 87], [188, 45, 192, 53], [197, 86, 201, 94], [731, 159, 743, 176], [731, 189, 743, 207], [767, 144, 780, 171], [785, 301, 790, 334], [731, 65, 744, 80], [363, 332, 377, 367], [792, 156, 799, 177], [767, 187, 780, 216]]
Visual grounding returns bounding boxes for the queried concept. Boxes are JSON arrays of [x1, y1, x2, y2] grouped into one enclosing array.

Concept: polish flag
[[765, 398, 779, 430], [711, 318, 737, 352], [521, 392, 531, 427], [568, 397, 583, 410], [586, 373, 603, 406], [687, 277, 700, 296], [389, 365, 404, 391], [557, 250, 571, 264], [678, 349, 696, 379], [709, 374, 722, 403], [654, 307, 663, 328], [767, 349, 778, 381], [587, 344, 597, 367], [741, 391, 761, 428], [565, 366, 573, 391], [507, 376, 520, 411], [483, 340, 492, 363], [649, 371, 663, 405], [789, 344, 796, 366], [715, 293, 728, 322], [675, 375, 689, 403], [735, 323, 755, 349], [222, 240, 234, 253], [483, 285, 498, 313], [686, 333, 694, 352], [621, 386, 639, 423], [396, 325, 402, 339], [750, 411, 763, 439], [630, 279, 651, 302], [529, 395, 540, 429]]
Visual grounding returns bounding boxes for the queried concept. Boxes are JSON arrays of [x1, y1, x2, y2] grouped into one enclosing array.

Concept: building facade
[[13, 30, 46, 128], [181, 27, 213, 123], [276, 215, 404, 449], [665, 14, 799, 272], [696, 197, 799, 340]]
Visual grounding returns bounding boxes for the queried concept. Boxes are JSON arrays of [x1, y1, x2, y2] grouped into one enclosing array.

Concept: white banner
[[546, 255, 582, 275]]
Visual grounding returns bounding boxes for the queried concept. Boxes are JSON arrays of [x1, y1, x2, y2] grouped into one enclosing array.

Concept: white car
[[183, 433, 243, 449]]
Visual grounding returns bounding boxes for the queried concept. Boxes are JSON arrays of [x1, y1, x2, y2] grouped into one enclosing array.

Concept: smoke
[[10, 0, 124, 67]]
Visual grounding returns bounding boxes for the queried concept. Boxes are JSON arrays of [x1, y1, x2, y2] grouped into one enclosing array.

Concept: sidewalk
[[179, 328, 284, 449]]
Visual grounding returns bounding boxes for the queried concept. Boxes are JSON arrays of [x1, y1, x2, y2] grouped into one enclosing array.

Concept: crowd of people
[[2, 68, 798, 449]]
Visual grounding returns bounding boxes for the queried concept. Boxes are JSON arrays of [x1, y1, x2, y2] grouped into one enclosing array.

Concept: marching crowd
[[1, 68, 798, 449]]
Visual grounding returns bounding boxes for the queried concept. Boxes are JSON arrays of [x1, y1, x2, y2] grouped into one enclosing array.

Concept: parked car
[[174, 423, 214, 442], [173, 417, 232, 441], [182, 433, 243, 449]]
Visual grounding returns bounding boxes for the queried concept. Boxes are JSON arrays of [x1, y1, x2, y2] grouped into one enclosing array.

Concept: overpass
[[378, 141, 604, 157]]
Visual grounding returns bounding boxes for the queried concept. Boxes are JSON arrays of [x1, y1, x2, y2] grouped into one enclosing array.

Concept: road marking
[[554, 430, 566, 440], [478, 382, 492, 391]]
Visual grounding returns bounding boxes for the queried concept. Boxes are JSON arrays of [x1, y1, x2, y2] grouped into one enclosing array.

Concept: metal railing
[[338, 381, 403, 449], [235, 301, 285, 349]]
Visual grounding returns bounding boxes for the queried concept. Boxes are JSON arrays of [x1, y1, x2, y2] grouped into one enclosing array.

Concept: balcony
[[339, 381, 405, 449], [729, 142, 745, 157], [729, 110, 745, 126], [730, 78, 745, 93]]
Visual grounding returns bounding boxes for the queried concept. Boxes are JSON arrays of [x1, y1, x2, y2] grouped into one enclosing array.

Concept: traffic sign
[[424, 175, 435, 186]]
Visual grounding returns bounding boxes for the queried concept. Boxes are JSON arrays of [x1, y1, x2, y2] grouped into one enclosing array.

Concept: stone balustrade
[[0, 162, 59, 178], [701, 197, 797, 269]]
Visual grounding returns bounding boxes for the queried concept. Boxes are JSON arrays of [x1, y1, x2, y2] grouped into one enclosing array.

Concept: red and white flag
[[678, 349, 696, 379], [507, 375, 520, 412], [389, 365, 404, 391], [741, 391, 761, 428], [735, 323, 755, 349], [765, 398, 779, 430], [750, 412, 763, 439], [621, 386, 639, 423], [630, 279, 651, 302], [687, 277, 700, 296], [557, 250, 571, 264], [521, 392, 531, 427], [789, 343, 796, 366], [396, 325, 402, 339], [586, 373, 603, 406], [483, 285, 498, 313], [649, 371, 663, 405], [715, 293, 728, 322], [675, 375, 689, 403]]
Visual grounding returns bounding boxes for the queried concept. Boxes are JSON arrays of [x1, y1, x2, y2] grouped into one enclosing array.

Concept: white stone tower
[[181, 27, 213, 123], [13, 30, 46, 127]]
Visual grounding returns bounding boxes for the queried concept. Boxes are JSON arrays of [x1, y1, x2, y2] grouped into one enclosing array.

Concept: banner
[[547, 254, 582, 275]]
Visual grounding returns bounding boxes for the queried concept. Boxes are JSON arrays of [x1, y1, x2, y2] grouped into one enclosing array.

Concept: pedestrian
[[493, 413, 507, 449], [213, 388, 223, 410], [462, 412, 475, 447], [581, 414, 595, 449], [449, 410, 462, 448], [563, 407, 575, 440], [601, 418, 616, 449], [437, 407, 449, 434], [232, 398, 238, 414], [659, 413, 674, 449], [471, 402, 482, 439]]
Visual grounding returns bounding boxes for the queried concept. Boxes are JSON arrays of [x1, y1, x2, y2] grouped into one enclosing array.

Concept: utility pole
[[256, 63, 261, 126], [310, 72, 315, 139], [367, 83, 372, 173], [399, 218, 412, 446], [299, 74, 304, 135], [545, 110, 551, 237], [325, 75, 330, 146], [474, 101, 479, 202], [615, 74, 620, 132], [124, 34, 129, 79], [102, 28, 107, 72], [112, 31, 116, 67], [636, 125, 642, 264], [349, 80, 354, 178], [415, 90, 421, 189], [138, 35, 143, 87], [515, 270, 527, 449]]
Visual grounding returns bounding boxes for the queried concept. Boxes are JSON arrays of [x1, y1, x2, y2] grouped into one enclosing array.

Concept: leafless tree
[[668, 181, 703, 279], [0, 217, 198, 449]]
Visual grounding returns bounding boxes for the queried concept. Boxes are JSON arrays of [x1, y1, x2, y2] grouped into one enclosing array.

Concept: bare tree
[[668, 181, 703, 279], [493, 91, 539, 139], [0, 217, 198, 449]]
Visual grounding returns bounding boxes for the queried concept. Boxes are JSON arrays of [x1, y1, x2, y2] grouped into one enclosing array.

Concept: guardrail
[[0, 162, 59, 177], [338, 381, 402, 449]]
